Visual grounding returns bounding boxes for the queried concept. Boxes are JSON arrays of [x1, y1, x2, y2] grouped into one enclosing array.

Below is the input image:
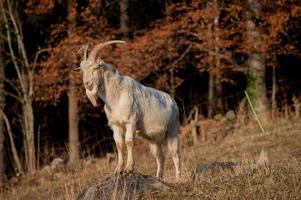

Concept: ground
[[1, 116, 301, 200]]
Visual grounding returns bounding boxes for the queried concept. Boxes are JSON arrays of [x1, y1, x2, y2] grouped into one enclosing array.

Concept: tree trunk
[[0, 31, 5, 185], [191, 107, 199, 145], [120, 0, 129, 39], [0, 110, 24, 175], [215, 75, 223, 113], [68, 75, 80, 164], [272, 63, 277, 119], [246, 0, 268, 120], [94, 0, 103, 18], [22, 96, 36, 173], [213, 0, 223, 114], [208, 69, 215, 118], [67, 0, 80, 164], [67, 0, 80, 165], [1, 0, 36, 174], [170, 69, 176, 97]]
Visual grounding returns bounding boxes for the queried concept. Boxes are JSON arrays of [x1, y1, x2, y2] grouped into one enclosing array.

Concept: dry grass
[[1, 116, 301, 200]]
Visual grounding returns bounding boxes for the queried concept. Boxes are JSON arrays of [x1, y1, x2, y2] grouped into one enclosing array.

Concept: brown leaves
[[25, 0, 56, 15], [33, 0, 301, 102]]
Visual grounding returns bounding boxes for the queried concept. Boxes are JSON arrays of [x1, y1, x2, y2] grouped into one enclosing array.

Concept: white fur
[[80, 59, 181, 180]]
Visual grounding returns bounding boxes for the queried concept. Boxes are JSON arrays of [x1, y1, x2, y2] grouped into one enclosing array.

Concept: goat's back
[[124, 76, 179, 141]]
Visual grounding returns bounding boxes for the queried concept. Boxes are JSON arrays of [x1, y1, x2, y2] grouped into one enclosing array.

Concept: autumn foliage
[[0, 0, 301, 182]]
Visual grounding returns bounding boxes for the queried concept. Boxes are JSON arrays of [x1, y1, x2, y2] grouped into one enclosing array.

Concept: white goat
[[76, 40, 181, 179]]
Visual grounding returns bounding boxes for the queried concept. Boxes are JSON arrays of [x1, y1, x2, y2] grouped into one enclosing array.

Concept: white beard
[[85, 83, 99, 107]]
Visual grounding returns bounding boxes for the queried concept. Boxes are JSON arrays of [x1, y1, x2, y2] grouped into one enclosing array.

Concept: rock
[[225, 110, 236, 121], [190, 161, 235, 180], [50, 157, 64, 169], [42, 165, 51, 172], [214, 114, 223, 121], [8, 176, 19, 186], [77, 172, 170, 200]]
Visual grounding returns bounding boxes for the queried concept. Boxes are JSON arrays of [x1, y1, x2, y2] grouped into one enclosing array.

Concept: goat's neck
[[98, 62, 123, 107]]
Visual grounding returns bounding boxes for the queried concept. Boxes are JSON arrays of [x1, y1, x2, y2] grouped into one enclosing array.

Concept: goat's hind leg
[[149, 143, 165, 179], [167, 130, 181, 180]]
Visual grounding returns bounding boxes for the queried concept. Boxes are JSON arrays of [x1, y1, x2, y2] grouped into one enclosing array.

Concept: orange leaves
[[292, 5, 301, 17], [25, 0, 56, 15], [33, 0, 301, 102]]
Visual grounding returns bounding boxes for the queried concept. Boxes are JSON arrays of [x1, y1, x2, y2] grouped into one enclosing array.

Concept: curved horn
[[88, 40, 126, 61], [78, 44, 89, 61]]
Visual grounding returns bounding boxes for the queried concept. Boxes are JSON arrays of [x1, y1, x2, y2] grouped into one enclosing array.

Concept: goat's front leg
[[124, 122, 135, 173], [112, 125, 125, 174]]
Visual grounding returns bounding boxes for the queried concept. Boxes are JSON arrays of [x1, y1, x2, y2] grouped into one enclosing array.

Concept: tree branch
[[1, 90, 22, 103], [0, 75, 22, 97], [0, 109, 24, 175], [1, 2, 26, 93], [168, 42, 194, 69], [33, 48, 51, 64], [7, 0, 30, 69]]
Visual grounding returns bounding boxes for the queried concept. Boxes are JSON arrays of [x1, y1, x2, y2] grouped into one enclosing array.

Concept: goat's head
[[76, 40, 126, 106]]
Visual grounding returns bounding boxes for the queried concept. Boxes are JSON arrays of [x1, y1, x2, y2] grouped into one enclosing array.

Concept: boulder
[[225, 110, 236, 121], [77, 172, 170, 200], [50, 157, 64, 169]]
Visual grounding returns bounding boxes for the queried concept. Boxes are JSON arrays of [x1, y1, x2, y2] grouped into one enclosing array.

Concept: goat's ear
[[96, 58, 104, 65]]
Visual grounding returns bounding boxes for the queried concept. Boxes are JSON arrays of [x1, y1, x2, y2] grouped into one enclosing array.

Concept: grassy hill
[[1, 116, 301, 200]]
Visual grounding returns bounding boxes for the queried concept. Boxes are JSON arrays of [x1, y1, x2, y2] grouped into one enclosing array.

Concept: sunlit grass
[[1, 115, 301, 200]]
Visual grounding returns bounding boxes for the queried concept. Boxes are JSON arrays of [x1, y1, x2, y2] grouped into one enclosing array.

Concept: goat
[[76, 40, 181, 180]]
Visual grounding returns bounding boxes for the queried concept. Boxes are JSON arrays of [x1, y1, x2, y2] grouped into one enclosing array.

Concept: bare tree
[[0, 11, 5, 185], [0, 110, 24, 175], [67, 0, 80, 165], [1, 0, 36, 173]]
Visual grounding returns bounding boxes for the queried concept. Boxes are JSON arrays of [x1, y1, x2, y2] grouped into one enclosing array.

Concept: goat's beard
[[85, 82, 99, 107]]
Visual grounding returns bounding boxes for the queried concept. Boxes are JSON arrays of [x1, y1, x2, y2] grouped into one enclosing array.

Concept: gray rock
[[50, 157, 64, 169], [214, 114, 223, 120], [225, 110, 236, 121], [42, 165, 51, 172], [77, 173, 170, 200]]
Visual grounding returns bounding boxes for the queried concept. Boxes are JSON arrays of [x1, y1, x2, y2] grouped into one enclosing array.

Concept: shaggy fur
[[79, 45, 181, 180]]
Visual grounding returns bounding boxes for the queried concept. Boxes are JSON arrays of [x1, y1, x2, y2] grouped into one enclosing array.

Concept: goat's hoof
[[114, 167, 123, 175], [124, 166, 134, 173]]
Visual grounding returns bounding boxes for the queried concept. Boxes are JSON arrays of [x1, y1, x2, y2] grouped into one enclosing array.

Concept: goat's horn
[[78, 44, 89, 61], [72, 66, 81, 71], [88, 40, 126, 61]]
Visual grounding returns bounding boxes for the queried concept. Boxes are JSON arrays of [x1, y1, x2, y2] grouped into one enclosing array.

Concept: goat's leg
[[124, 123, 135, 173], [112, 125, 125, 174], [167, 135, 181, 180], [149, 143, 165, 179]]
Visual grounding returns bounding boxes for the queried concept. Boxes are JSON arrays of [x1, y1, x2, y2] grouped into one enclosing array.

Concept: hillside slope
[[1, 117, 301, 200]]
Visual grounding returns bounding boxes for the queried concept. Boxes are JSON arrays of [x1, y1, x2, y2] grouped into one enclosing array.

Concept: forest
[[0, 0, 301, 198]]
